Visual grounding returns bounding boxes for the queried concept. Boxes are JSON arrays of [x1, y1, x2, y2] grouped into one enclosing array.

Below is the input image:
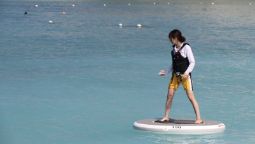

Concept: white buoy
[[118, 23, 123, 28], [168, 2, 170, 5], [128, 3, 131, 6], [34, 4, 38, 8], [48, 20, 54, 24], [249, 2, 252, 5], [72, 4, 75, 7], [104, 4, 107, 7], [62, 11, 66, 15], [137, 24, 142, 28], [211, 2, 215, 5], [153, 2, 156, 5]]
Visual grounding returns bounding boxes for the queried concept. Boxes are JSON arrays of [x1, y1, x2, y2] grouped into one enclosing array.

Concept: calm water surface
[[0, 0, 255, 144]]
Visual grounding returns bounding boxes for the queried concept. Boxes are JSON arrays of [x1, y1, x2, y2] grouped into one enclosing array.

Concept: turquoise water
[[1, 0, 255, 143]]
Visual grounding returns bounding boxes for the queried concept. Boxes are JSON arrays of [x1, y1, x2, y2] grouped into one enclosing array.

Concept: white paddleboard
[[133, 118, 225, 134]]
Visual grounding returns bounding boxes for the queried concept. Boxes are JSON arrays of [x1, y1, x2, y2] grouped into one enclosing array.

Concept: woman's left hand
[[181, 73, 189, 79]]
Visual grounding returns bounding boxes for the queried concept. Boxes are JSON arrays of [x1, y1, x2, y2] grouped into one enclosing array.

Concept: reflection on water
[[138, 133, 225, 144]]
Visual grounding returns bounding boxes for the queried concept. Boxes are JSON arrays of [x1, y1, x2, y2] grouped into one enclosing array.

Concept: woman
[[157, 29, 203, 124]]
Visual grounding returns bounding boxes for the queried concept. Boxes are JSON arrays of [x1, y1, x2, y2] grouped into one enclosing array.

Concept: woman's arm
[[184, 45, 195, 75]]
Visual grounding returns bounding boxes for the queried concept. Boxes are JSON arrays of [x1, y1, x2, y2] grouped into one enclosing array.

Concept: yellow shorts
[[169, 73, 193, 91]]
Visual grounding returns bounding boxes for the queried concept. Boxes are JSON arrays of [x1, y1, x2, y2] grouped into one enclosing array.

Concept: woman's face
[[170, 37, 178, 45]]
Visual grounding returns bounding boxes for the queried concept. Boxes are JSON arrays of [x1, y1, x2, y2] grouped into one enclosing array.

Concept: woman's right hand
[[158, 69, 166, 76]]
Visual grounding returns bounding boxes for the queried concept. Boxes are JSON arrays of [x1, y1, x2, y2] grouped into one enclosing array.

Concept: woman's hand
[[181, 73, 189, 79], [158, 70, 166, 76]]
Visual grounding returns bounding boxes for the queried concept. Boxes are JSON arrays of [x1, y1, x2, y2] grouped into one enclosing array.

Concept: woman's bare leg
[[186, 90, 203, 123], [160, 88, 175, 121]]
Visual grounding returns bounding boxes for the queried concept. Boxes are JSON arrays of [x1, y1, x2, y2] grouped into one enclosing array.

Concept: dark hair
[[168, 29, 186, 42]]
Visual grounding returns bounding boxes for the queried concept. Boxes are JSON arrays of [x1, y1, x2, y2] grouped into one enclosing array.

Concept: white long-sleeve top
[[167, 43, 195, 75]]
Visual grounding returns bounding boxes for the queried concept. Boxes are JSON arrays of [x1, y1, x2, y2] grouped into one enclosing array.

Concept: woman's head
[[168, 29, 186, 45]]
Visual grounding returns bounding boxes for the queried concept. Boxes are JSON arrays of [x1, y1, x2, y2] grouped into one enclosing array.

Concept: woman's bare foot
[[160, 117, 169, 121], [155, 117, 170, 123], [195, 119, 203, 124]]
